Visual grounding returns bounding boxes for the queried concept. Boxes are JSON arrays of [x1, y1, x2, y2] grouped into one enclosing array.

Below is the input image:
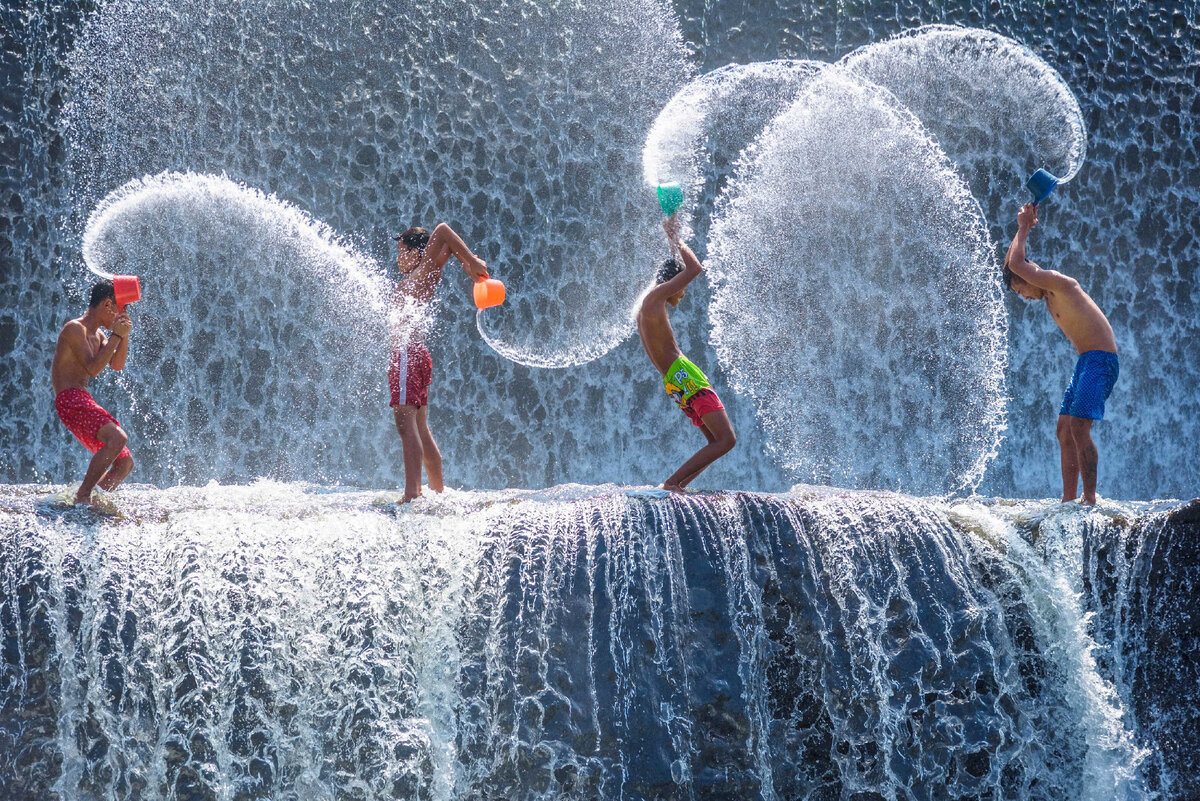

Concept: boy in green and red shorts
[[635, 215, 736, 492]]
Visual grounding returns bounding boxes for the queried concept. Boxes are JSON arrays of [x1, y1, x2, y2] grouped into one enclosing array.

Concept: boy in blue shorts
[[1004, 202, 1119, 504], [636, 215, 736, 492]]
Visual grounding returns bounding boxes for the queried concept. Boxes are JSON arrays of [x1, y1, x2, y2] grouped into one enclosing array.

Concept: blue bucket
[[656, 182, 685, 217], [1026, 169, 1060, 205]]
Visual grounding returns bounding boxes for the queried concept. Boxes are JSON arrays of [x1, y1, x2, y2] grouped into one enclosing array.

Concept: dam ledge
[[0, 480, 1194, 527], [3, 480, 1199, 798]]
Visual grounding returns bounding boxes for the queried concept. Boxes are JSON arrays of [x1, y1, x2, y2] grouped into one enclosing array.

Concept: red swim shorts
[[54, 388, 132, 459], [389, 340, 433, 408], [682, 388, 725, 427]]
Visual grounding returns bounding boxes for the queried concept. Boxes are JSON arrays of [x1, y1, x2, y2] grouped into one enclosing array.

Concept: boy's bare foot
[[398, 492, 421, 504], [661, 483, 686, 494], [1081, 494, 1098, 505]]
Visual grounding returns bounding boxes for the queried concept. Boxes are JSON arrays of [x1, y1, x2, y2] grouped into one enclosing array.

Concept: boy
[[636, 216, 735, 492], [1004, 202, 1119, 504], [390, 223, 489, 502], [51, 279, 135, 505]]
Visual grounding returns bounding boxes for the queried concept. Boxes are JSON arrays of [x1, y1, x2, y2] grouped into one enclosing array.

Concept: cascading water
[[3, 1, 1199, 799], [705, 67, 1005, 494], [1, 484, 1183, 800]]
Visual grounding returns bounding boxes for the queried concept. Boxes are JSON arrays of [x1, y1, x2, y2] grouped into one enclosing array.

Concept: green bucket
[[656, 182, 685, 217]]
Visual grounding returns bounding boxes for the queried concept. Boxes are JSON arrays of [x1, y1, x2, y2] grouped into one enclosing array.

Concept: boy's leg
[[662, 409, 736, 492], [98, 453, 134, 491], [1056, 414, 1080, 502], [673, 421, 717, 488], [415, 406, 444, 492], [76, 423, 128, 503], [394, 405, 424, 501], [1067, 415, 1099, 504]]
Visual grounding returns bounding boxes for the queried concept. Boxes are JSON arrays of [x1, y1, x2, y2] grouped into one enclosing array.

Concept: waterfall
[[4, 0, 1198, 795], [5, 484, 1188, 799]]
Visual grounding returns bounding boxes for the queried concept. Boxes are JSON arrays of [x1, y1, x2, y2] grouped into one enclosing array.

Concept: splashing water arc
[[83, 172, 390, 315], [841, 25, 1087, 191], [707, 68, 1006, 495], [65, 0, 691, 370], [641, 60, 827, 231], [79, 171, 396, 484]]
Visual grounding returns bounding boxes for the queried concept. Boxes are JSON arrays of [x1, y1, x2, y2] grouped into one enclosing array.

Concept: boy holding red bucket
[[51, 277, 139, 505], [390, 223, 494, 502]]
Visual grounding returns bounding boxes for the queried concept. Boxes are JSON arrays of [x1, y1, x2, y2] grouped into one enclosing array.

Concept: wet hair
[[655, 258, 683, 285], [394, 226, 430, 252], [1001, 249, 1042, 292], [89, 279, 115, 308], [1002, 263, 1016, 291]]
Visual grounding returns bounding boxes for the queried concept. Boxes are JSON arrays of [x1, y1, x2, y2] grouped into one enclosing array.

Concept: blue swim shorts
[[1059, 350, 1119, 420]]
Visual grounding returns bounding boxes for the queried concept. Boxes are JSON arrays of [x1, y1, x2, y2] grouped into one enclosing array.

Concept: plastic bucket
[[656, 182, 685, 217], [1026, 169, 1060, 206], [474, 277, 505, 309], [113, 275, 141, 310]]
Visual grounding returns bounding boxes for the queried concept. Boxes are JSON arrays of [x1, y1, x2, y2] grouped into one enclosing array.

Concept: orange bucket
[[113, 275, 141, 310], [473, 277, 505, 309]]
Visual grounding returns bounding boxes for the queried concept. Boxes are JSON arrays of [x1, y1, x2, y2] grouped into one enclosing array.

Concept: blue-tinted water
[[2, 1, 1198, 798]]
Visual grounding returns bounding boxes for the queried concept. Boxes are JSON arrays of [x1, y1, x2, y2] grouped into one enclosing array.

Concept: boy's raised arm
[[1006, 203, 1075, 291], [427, 222, 489, 281], [644, 217, 703, 305], [664, 215, 702, 286]]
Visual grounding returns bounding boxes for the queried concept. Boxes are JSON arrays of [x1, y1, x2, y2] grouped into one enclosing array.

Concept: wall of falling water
[[1, 484, 1177, 799], [2, 0, 1197, 497]]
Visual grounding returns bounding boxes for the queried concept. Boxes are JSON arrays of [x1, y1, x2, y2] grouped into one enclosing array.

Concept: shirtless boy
[[1004, 202, 1119, 505], [390, 223, 489, 502], [51, 279, 135, 505], [636, 215, 735, 492]]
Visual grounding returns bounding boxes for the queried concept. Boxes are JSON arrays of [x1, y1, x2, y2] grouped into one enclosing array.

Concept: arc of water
[[840, 24, 1088, 186]]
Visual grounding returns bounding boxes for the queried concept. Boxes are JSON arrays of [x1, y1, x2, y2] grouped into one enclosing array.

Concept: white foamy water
[[0, 482, 1163, 799], [706, 68, 1006, 495], [84, 171, 390, 317], [947, 499, 1152, 799], [79, 171, 399, 483], [841, 25, 1087, 199], [641, 59, 827, 232]]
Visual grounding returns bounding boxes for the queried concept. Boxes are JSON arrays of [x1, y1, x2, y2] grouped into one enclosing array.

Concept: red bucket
[[473, 277, 505, 309], [113, 275, 141, 310]]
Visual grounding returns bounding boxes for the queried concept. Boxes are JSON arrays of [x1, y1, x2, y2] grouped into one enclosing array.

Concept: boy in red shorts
[[51, 279, 134, 505], [636, 215, 736, 492], [390, 223, 489, 502]]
